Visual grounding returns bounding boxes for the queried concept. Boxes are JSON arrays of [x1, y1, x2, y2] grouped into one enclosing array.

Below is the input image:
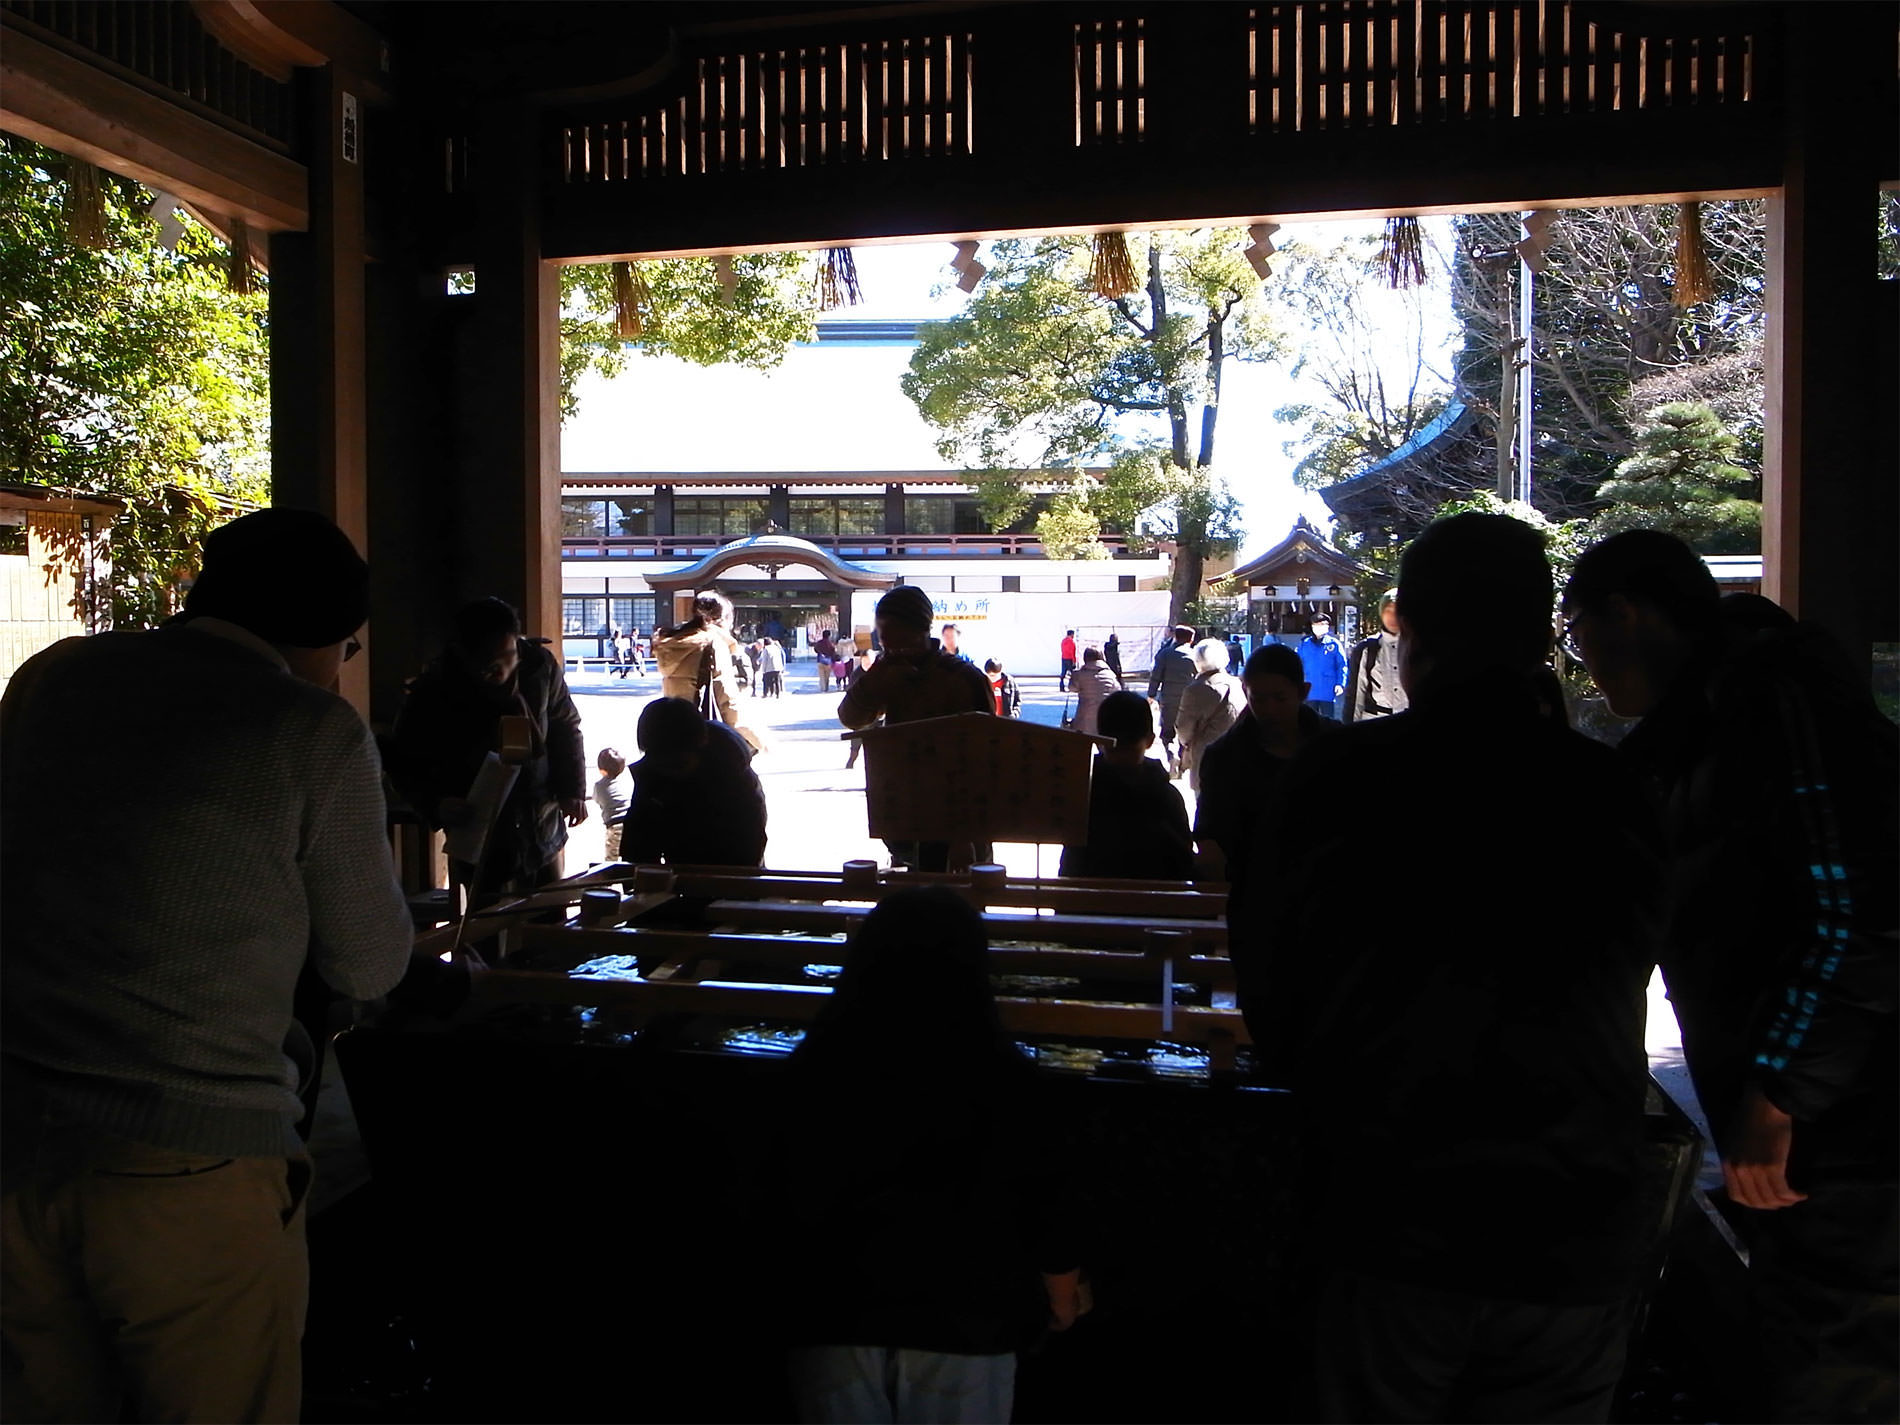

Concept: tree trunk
[[1169, 532, 1205, 631]]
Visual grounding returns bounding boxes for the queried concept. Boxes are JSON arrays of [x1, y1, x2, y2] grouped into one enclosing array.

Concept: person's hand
[[1722, 1082, 1807, 1210], [561, 798, 588, 827], [1043, 1269, 1083, 1331]]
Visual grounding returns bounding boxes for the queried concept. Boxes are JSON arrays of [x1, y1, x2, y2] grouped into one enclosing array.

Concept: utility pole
[[1517, 215, 1536, 505]]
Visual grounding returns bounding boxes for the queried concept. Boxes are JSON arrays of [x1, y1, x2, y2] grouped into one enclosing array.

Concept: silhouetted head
[[1172, 624, 1195, 645], [692, 591, 733, 625], [1243, 642, 1308, 737], [874, 585, 934, 655], [1560, 529, 1720, 716], [636, 696, 711, 774], [1399, 514, 1551, 698], [449, 597, 523, 686], [182, 508, 369, 684], [796, 887, 1015, 1085], [1098, 690, 1154, 750]]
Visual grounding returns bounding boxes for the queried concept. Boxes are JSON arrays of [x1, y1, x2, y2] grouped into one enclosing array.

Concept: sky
[[561, 219, 1457, 563]]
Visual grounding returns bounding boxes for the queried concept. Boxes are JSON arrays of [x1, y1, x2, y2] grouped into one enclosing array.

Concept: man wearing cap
[[0, 507, 414, 1422], [1296, 612, 1348, 720]]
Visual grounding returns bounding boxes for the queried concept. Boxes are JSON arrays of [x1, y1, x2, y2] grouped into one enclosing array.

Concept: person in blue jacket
[[1295, 612, 1348, 720]]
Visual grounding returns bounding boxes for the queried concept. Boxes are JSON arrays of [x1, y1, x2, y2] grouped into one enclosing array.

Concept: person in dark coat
[[1247, 514, 1662, 1424], [1563, 530, 1899, 1423], [983, 659, 1021, 718], [1059, 691, 1193, 881], [838, 586, 995, 870], [779, 888, 1082, 1422], [388, 596, 587, 895], [1102, 631, 1124, 687], [1145, 624, 1197, 746], [618, 697, 767, 867], [1192, 642, 1336, 896]]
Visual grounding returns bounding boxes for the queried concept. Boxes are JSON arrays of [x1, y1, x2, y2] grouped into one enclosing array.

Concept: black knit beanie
[[875, 584, 935, 633], [183, 507, 369, 648]]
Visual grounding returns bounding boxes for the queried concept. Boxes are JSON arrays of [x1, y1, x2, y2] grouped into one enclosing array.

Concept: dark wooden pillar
[[459, 98, 561, 639], [270, 63, 370, 708], [1762, 3, 1899, 668]]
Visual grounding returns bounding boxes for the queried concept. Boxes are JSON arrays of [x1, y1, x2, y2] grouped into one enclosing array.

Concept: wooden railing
[[560, 19, 978, 184], [560, 531, 1140, 560], [1247, 0, 1756, 134], [547, 1, 1765, 189], [1, 0, 296, 150]]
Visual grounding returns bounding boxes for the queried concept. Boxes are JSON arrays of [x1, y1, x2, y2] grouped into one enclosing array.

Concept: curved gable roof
[[1220, 515, 1370, 587], [644, 532, 899, 593]]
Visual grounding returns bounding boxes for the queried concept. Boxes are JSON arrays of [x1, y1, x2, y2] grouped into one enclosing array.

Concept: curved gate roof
[[643, 532, 898, 594]]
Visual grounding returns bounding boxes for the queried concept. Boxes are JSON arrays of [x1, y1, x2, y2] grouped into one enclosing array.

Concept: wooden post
[[462, 98, 561, 641], [1761, 3, 1898, 669], [270, 63, 370, 710]]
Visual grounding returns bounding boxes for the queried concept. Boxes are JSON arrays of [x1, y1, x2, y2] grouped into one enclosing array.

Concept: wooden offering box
[[851, 711, 1110, 846]]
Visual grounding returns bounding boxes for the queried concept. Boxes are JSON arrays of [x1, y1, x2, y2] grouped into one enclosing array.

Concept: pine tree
[[1590, 401, 1760, 553]]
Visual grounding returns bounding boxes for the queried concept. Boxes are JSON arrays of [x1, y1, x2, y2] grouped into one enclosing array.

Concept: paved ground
[[564, 661, 1143, 878]]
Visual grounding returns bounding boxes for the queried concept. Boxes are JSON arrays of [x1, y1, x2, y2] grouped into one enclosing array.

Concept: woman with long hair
[[652, 591, 744, 726], [781, 888, 1082, 1423]]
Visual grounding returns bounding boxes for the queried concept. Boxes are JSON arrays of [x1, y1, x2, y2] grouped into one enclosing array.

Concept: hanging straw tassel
[[816, 247, 863, 311], [63, 160, 107, 248], [227, 217, 254, 295], [1089, 232, 1140, 298], [1380, 216, 1427, 289], [1674, 202, 1714, 308], [612, 260, 651, 339]]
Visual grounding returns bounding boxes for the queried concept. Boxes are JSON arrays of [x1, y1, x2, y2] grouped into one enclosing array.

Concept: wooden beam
[[0, 24, 306, 232], [533, 108, 1780, 263], [190, 1, 391, 100]]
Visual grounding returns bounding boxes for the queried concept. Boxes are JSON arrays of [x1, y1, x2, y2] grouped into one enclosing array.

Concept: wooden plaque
[[851, 712, 1110, 845]]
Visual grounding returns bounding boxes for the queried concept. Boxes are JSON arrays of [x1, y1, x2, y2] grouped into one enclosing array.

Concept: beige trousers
[[1, 1127, 310, 1423]]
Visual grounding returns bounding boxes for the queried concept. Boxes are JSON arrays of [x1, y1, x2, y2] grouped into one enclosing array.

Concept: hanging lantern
[[612, 260, 652, 339], [1089, 231, 1139, 298], [1380, 216, 1426, 289], [816, 247, 863, 311], [227, 217, 254, 295], [1674, 202, 1714, 308], [63, 160, 107, 249]]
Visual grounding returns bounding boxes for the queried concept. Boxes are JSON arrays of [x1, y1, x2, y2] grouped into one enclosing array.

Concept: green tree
[[559, 255, 817, 421], [1450, 202, 1766, 521], [0, 138, 270, 628], [1036, 480, 1108, 560], [1590, 400, 1760, 553], [902, 231, 1281, 625]]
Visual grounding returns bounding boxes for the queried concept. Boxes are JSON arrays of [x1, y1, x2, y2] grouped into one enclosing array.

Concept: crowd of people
[[0, 502, 1892, 1424]]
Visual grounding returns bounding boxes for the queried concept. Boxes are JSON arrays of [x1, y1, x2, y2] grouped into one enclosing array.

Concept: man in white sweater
[[0, 507, 414, 1422]]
